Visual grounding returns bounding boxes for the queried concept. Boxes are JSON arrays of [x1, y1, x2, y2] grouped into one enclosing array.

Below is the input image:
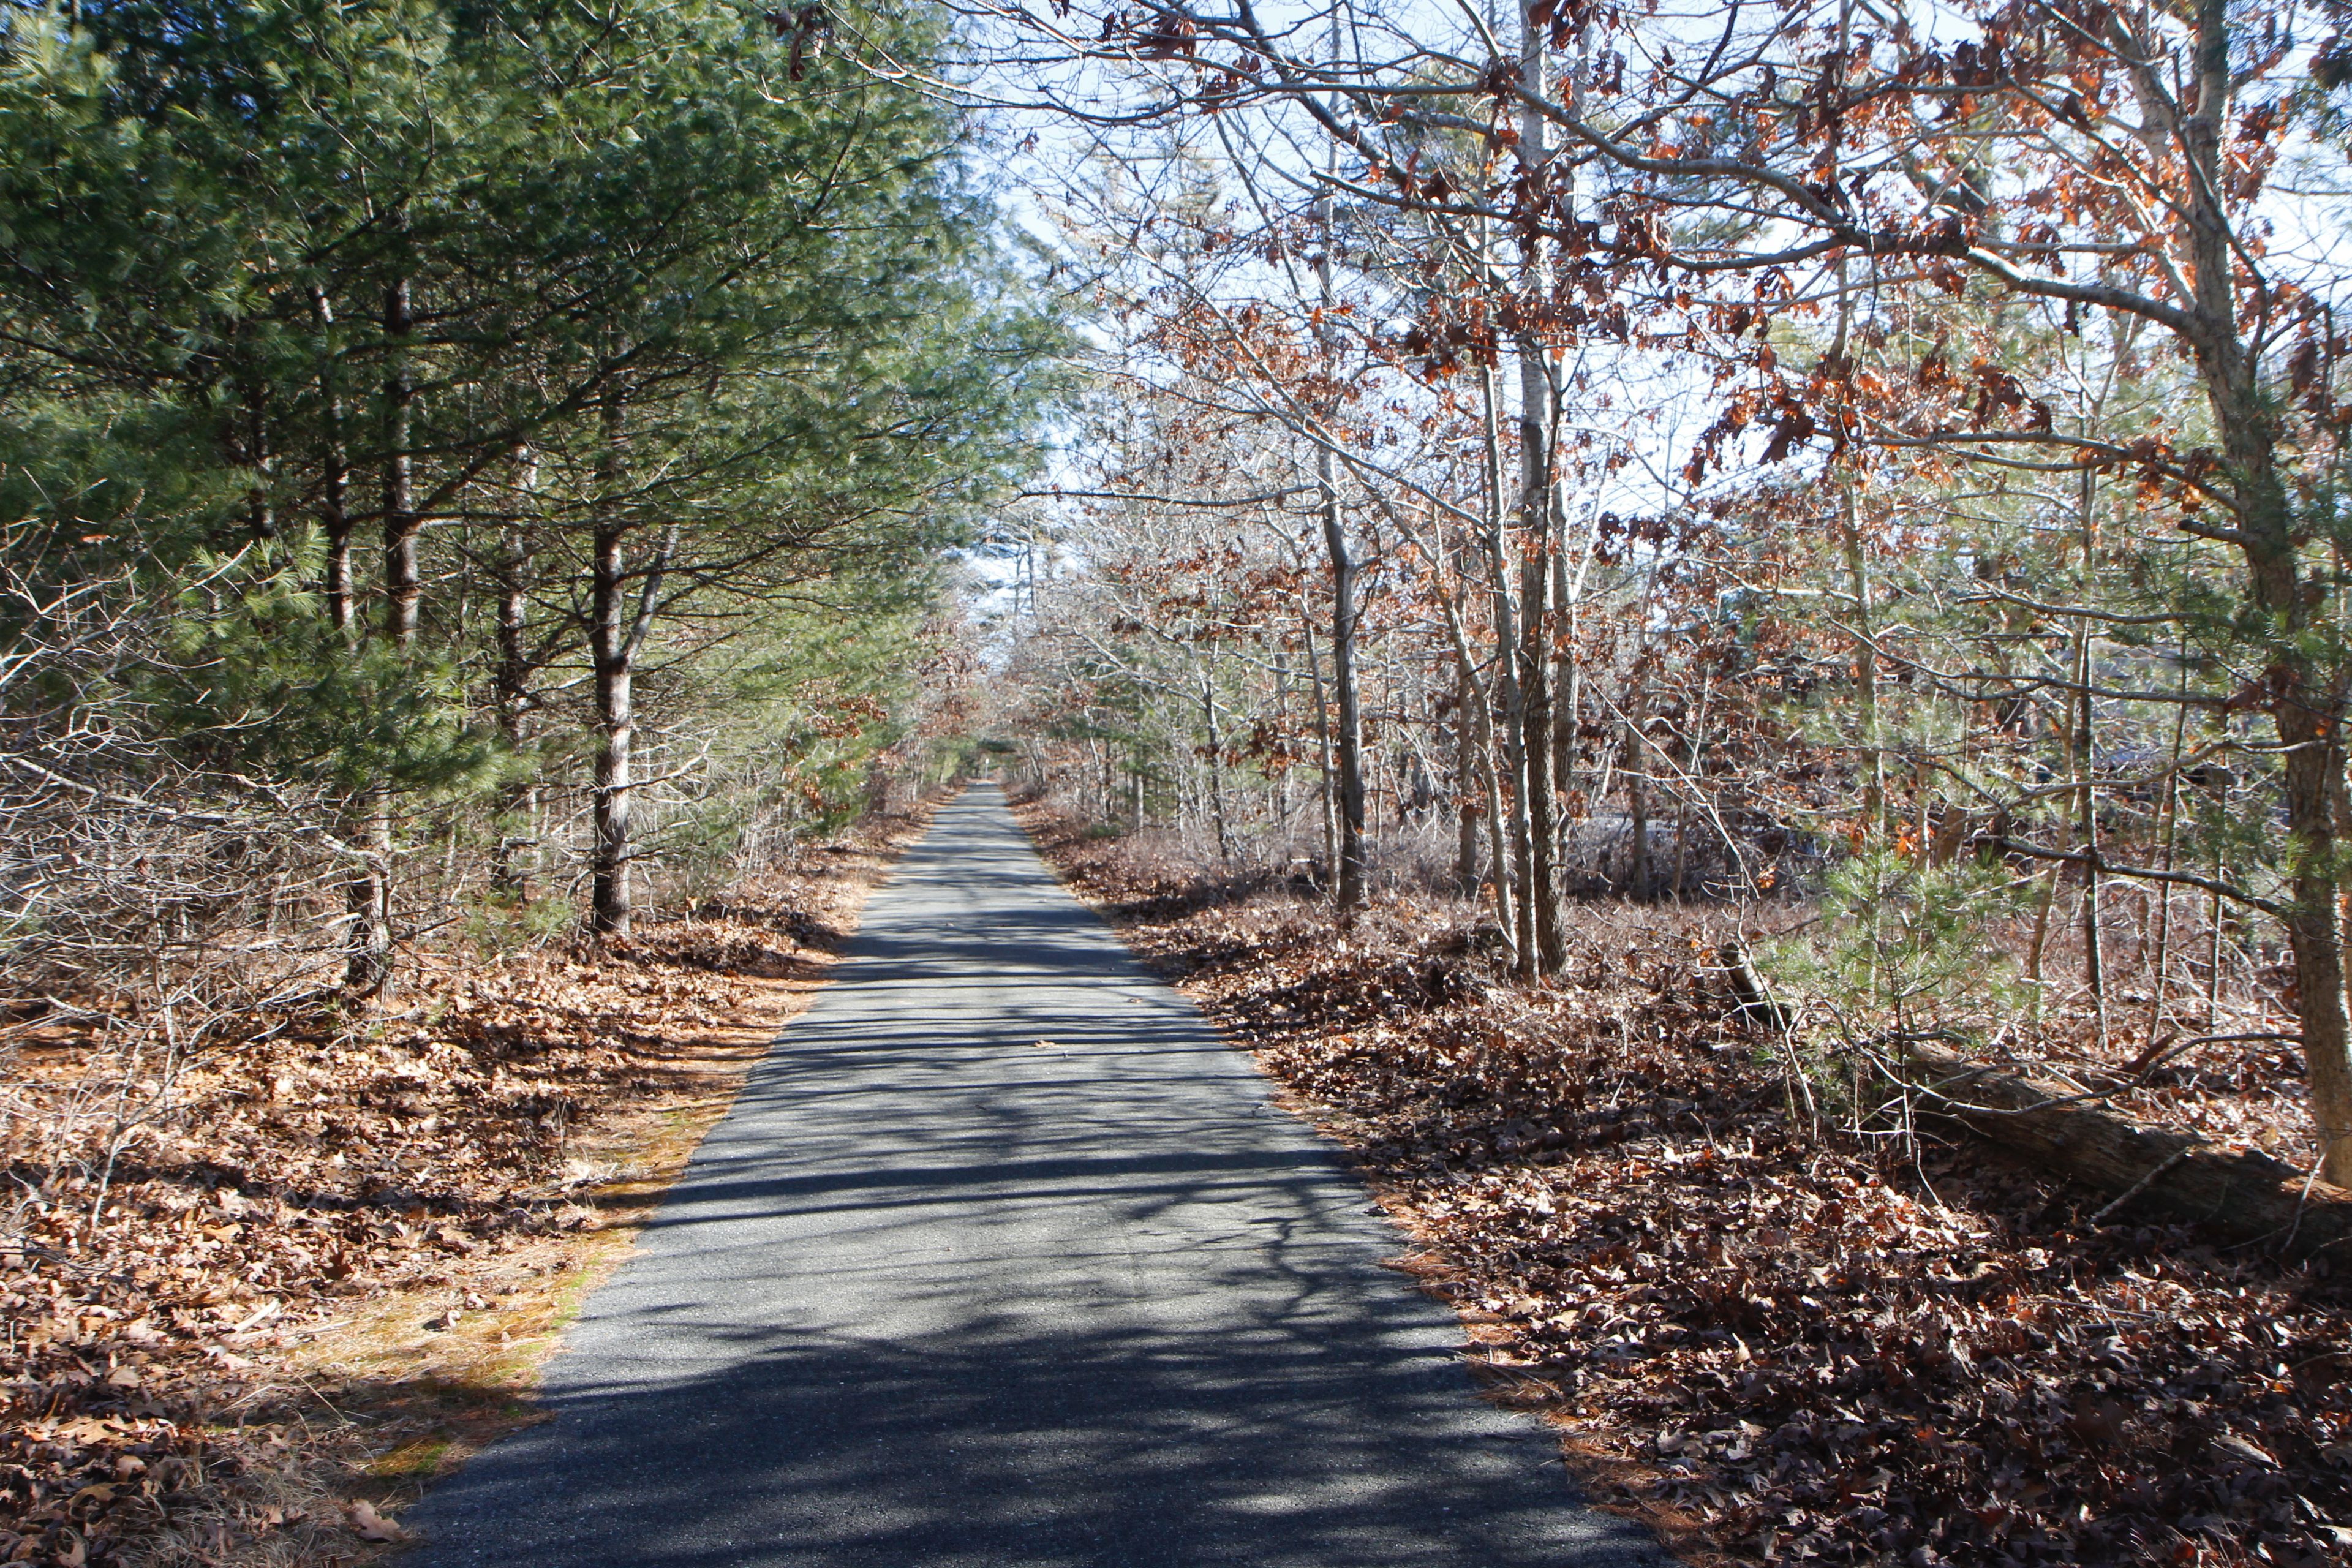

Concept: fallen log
[[1706, 951, 2352, 1254], [1886, 1042, 2352, 1258]]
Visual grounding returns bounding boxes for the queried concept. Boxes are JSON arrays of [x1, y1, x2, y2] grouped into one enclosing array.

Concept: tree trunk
[[1306, 27, 1368, 911], [1456, 661, 1480, 892], [1839, 489, 1884, 835], [589, 514, 678, 938], [309, 285, 355, 640], [1552, 524, 1581, 873], [322, 424, 353, 638], [2078, 639, 2108, 1047], [2071, 465, 2109, 1045], [240, 380, 275, 543], [1431, 537, 1519, 954], [345, 824, 393, 996], [1480, 355, 1534, 967], [1273, 649, 1292, 834], [2242, 489, 2352, 1184], [590, 518, 634, 937], [1518, 513, 1559, 963], [1200, 656, 1231, 863], [1319, 454, 1368, 908], [1301, 620, 1338, 884], [1513, 0, 1564, 974], [1548, 34, 1589, 886], [2160, 0, 2352, 1182], [1626, 716, 1649, 897], [2146, 664, 2191, 1039], [491, 448, 538, 895], [587, 396, 662, 939], [309, 284, 384, 992], [344, 273, 415, 997], [382, 276, 420, 647]]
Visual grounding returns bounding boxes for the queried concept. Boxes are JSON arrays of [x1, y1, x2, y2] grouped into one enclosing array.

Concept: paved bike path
[[402, 786, 1665, 1566]]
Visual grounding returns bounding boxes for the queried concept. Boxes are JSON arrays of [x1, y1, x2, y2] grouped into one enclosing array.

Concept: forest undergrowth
[[1019, 801, 2352, 1568], [0, 805, 934, 1568]]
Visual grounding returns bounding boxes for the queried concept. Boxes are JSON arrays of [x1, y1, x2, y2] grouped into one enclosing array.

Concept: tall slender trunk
[[382, 276, 420, 646], [307, 284, 380, 991], [344, 274, 415, 996], [1311, 156, 1368, 908], [1513, 0, 1564, 974], [1273, 650, 1293, 834], [1319, 453, 1368, 907], [2162, 0, 2352, 1180], [1427, 514, 1520, 952], [323, 479, 355, 635], [2146, 662, 2190, 1040], [2071, 464, 2109, 1046], [492, 447, 539, 895], [2252, 574, 2352, 1180], [1518, 508, 1559, 960], [242, 383, 275, 543], [2238, 450, 2352, 1182], [1626, 715, 1649, 897], [588, 395, 668, 938], [1456, 661, 1480, 892], [1839, 489, 1884, 835], [1553, 541, 1581, 873], [1200, 655, 1231, 863], [2076, 595, 2108, 1050], [1302, 619, 1339, 884], [590, 511, 634, 937], [315, 304, 354, 639], [1549, 23, 1589, 886], [1482, 356, 1533, 965]]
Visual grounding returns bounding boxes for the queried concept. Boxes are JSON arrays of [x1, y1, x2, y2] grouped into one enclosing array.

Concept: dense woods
[[1, 0, 1049, 1081], [975, 0, 2352, 1184]]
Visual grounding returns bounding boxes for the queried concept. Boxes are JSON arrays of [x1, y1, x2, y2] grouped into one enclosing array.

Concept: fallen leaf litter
[[1022, 801, 2352, 1568], [0, 810, 930, 1566]]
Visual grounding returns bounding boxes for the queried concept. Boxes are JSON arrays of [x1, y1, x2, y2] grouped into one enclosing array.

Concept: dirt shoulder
[[1, 806, 932, 1568], [1016, 801, 2352, 1568]]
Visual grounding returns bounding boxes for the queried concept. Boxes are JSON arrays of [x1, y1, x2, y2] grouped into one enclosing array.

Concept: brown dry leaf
[[346, 1498, 404, 1542]]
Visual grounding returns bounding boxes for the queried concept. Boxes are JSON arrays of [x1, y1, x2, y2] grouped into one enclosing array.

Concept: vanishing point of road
[[403, 786, 1667, 1567]]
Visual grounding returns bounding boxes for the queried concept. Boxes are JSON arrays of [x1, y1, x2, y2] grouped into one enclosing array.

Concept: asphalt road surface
[[402, 785, 1667, 1567]]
